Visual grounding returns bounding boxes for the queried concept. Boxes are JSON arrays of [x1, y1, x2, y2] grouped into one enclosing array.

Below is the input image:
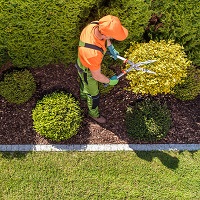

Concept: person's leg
[[79, 70, 99, 117], [77, 59, 106, 123], [86, 75, 100, 118], [79, 77, 87, 100]]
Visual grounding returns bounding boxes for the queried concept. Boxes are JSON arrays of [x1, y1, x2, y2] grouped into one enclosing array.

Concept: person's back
[[78, 22, 106, 71]]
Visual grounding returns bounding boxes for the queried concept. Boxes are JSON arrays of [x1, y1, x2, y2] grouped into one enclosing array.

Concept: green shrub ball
[[126, 99, 172, 142], [173, 66, 200, 101], [0, 69, 36, 104], [32, 92, 82, 141]]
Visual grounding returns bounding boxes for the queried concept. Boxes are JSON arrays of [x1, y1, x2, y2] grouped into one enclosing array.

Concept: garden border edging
[[0, 144, 200, 152]]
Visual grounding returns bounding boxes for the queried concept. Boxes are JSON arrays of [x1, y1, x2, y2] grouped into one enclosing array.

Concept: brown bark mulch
[[0, 64, 199, 145]]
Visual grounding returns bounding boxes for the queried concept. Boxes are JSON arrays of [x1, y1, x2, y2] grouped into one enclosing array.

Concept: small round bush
[[32, 92, 82, 141], [172, 66, 200, 101], [126, 99, 172, 141], [0, 69, 36, 104]]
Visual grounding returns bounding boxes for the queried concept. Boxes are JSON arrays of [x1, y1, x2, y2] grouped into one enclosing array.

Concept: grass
[[0, 151, 199, 200]]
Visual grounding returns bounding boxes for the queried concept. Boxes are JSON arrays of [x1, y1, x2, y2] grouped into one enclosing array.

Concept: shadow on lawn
[[0, 152, 30, 160], [135, 151, 179, 170]]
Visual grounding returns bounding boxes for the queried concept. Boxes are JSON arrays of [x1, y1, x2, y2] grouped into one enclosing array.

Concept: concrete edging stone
[[0, 144, 200, 152]]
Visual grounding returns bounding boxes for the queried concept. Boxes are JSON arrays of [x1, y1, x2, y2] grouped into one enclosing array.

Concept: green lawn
[[0, 151, 199, 200]]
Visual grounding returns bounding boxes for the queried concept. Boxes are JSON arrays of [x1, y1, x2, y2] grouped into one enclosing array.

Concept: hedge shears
[[105, 55, 156, 87], [116, 55, 156, 77]]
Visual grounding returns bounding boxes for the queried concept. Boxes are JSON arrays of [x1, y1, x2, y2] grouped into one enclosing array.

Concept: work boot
[[90, 115, 106, 124]]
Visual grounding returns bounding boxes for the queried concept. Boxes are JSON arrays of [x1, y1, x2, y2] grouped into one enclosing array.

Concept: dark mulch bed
[[0, 63, 199, 145]]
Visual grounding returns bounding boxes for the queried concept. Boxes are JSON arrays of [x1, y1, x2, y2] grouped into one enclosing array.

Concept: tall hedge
[[146, 0, 200, 66], [1, 0, 198, 69], [0, 0, 99, 68]]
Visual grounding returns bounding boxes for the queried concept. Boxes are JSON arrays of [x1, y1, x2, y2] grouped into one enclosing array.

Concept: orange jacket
[[78, 23, 107, 71]]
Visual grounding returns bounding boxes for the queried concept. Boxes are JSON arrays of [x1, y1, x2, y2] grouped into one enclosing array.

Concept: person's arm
[[106, 39, 119, 60], [107, 39, 112, 47], [90, 68, 110, 84], [90, 68, 119, 86]]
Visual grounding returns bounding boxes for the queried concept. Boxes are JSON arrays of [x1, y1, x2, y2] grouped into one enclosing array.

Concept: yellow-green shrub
[[32, 92, 82, 141], [124, 40, 192, 95]]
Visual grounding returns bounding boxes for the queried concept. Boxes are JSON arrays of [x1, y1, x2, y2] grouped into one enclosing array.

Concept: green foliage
[[1, 0, 198, 69], [32, 92, 82, 141], [0, 0, 98, 68], [0, 69, 36, 104], [146, 0, 200, 66], [124, 40, 192, 95], [99, 64, 115, 95], [126, 99, 172, 141], [172, 66, 200, 101], [0, 44, 8, 68], [98, 0, 152, 55]]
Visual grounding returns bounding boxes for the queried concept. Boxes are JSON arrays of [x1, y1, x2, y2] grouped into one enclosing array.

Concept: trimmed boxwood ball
[[0, 69, 36, 104], [32, 92, 82, 141], [126, 99, 172, 142]]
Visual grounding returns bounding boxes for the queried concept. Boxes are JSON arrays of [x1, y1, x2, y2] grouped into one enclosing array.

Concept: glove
[[109, 75, 119, 86], [107, 45, 119, 60]]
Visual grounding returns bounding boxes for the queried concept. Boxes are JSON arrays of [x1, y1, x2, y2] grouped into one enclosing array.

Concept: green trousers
[[77, 58, 100, 118]]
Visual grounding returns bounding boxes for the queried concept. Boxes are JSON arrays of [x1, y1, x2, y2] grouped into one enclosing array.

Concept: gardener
[[76, 15, 128, 123]]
